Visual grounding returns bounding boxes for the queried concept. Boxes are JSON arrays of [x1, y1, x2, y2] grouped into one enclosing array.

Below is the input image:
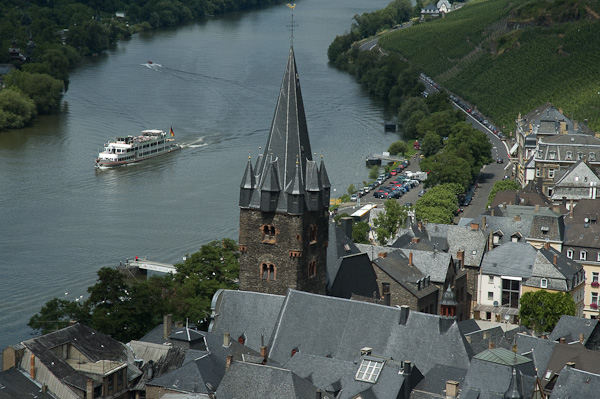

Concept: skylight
[[355, 358, 384, 383]]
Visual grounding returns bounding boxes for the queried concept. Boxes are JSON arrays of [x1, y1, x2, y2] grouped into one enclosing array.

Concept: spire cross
[[286, 4, 297, 47]]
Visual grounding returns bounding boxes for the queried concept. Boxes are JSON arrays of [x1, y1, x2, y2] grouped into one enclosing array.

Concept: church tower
[[238, 46, 330, 296]]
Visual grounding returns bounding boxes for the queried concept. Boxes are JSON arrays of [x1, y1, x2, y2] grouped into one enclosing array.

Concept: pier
[[366, 152, 405, 166], [121, 258, 177, 275]]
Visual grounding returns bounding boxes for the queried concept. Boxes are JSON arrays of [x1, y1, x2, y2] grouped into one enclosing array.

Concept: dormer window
[[580, 250, 587, 261], [549, 151, 557, 160], [590, 152, 596, 161], [578, 152, 584, 160], [355, 358, 384, 383], [548, 169, 555, 179], [566, 249, 573, 259], [541, 278, 548, 288], [565, 151, 572, 160]]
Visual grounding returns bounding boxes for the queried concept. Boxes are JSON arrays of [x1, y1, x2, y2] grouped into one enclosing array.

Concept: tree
[[519, 290, 576, 333], [399, 96, 429, 125], [352, 221, 371, 244], [347, 184, 356, 195], [4, 70, 63, 114], [28, 297, 86, 335], [369, 165, 380, 180], [420, 131, 443, 157], [388, 140, 409, 156], [415, 183, 460, 224], [373, 200, 407, 244], [0, 88, 37, 129], [420, 151, 473, 190], [486, 179, 521, 207], [172, 239, 239, 327], [445, 121, 492, 176]]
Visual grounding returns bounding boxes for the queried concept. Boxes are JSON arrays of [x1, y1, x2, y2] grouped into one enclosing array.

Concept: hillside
[[377, 0, 600, 132]]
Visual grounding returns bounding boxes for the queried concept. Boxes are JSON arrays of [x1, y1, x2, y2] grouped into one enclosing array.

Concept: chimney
[[560, 120, 567, 134], [544, 242, 550, 250], [439, 316, 455, 333], [514, 215, 521, 221], [535, 204, 540, 213], [579, 333, 585, 344], [566, 361, 576, 368], [403, 360, 412, 399], [30, 354, 35, 380], [560, 337, 566, 344], [399, 305, 410, 325], [481, 216, 486, 230], [569, 199, 574, 218], [316, 389, 323, 399], [41, 384, 48, 393], [260, 334, 268, 364], [491, 208, 495, 216], [552, 204, 560, 213], [574, 120, 579, 131], [223, 332, 231, 347], [163, 314, 173, 339], [87, 379, 94, 399], [489, 339, 495, 349], [378, 252, 388, 258], [409, 251, 414, 267], [457, 250, 465, 269], [340, 217, 353, 239], [411, 237, 420, 244], [418, 221, 423, 230], [471, 222, 479, 231], [553, 254, 557, 265], [226, 354, 233, 371], [446, 380, 459, 399]]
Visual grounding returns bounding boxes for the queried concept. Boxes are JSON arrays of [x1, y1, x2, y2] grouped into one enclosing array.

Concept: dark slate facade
[[238, 47, 329, 296]]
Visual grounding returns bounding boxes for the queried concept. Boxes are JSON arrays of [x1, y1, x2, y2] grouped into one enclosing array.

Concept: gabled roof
[[548, 365, 600, 399], [209, 290, 286, 352], [549, 315, 599, 345], [216, 361, 334, 399], [411, 363, 467, 399], [480, 242, 536, 278], [563, 199, 600, 248], [0, 368, 55, 399], [474, 348, 531, 366], [23, 323, 130, 392], [372, 251, 437, 298], [543, 342, 600, 382], [517, 334, 557, 379], [527, 214, 564, 242], [446, 225, 487, 268], [462, 357, 536, 399], [523, 247, 583, 291], [399, 249, 452, 284]]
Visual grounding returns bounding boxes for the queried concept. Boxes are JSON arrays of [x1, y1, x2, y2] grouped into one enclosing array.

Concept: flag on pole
[[170, 127, 175, 137]]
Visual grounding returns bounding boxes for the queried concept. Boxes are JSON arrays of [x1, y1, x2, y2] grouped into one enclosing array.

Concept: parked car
[[418, 189, 426, 197], [350, 194, 358, 201]]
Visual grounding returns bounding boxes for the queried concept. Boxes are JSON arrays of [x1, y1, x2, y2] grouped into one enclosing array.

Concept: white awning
[[509, 142, 519, 155]]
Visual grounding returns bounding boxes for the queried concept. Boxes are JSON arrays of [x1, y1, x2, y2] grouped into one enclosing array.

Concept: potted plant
[[591, 302, 598, 309], [592, 281, 599, 288]]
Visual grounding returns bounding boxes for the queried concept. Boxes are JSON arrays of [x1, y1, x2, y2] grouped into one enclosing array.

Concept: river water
[[0, 0, 398, 348]]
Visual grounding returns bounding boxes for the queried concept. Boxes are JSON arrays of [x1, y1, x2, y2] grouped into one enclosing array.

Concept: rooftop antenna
[[286, 3, 297, 47]]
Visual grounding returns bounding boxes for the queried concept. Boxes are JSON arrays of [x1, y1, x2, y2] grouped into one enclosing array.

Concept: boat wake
[[187, 143, 208, 148], [141, 62, 163, 70]]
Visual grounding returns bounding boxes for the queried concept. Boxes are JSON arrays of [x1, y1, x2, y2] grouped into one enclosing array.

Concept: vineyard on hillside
[[377, 0, 600, 132]]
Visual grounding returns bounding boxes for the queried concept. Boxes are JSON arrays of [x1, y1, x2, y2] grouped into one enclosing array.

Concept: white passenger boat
[[95, 129, 181, 168]]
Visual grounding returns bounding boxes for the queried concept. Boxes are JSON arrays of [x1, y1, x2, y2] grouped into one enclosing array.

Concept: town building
[[238, 46, 330, 296]]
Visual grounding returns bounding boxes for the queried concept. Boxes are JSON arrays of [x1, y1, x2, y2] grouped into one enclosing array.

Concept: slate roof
[[551, 160, 600, 201], [209, 289, 286, 352], [563, 199, 600, 249], [22, 323, 131, 392], [535, 134, 600, 164], [542, 342, 600, 382], [523, 247, 583, 292], [462, 324, 531, 355], [410, 364, 467, 399], [527, 213, 564, 242], [446, 225, 487, 268], [283, 352, 417, 399], [549, 315, 599, 345], [0, 368, 55, 399], [461, 356, 536, 399], [516, 334, 557, 379], [372, 251, 438, 299], [242, 47, 329, 214], [519, 103, 575, 138], [400, 249, 452, 284], [548, 365, 600, 399], [216, 361, 335, 399], [355, 244, 401, 260], [480, 242, 537, 278], [472, 213, 532, 247]]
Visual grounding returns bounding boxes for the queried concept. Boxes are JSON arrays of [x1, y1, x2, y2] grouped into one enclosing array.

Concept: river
[[0, 0, 399, 349]]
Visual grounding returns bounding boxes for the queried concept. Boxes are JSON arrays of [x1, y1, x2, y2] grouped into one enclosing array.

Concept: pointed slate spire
[[253, 46, 312, 211], [259, 157, 281, 212], [239, 154, 256, 208], [305, 159, 322, 211], [286, 158, 306, 215], [319, 155, 331, 208]]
